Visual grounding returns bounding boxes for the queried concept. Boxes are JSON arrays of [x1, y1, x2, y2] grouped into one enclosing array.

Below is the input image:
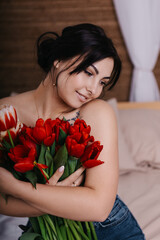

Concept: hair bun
[[37, 32, 60, 73]]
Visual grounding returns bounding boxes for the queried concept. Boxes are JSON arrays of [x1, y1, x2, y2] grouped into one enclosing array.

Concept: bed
[[109, 99, 160, 240], [0, 99, 160, 240]]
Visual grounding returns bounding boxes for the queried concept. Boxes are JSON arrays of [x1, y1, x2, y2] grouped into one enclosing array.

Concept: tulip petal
[[37, 163, 48, 169], [14, 163, 34, 172], [36, 118, 44, 127], [82, 159, 104, 168], [33, 127, 46, 142], [43, 134, 55, 146]]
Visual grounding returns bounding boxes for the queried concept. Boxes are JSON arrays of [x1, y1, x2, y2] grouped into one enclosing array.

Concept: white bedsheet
[[118, 168, 160, 240]]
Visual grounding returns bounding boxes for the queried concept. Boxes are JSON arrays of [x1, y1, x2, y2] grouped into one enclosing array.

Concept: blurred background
[[0, 0, 160, 101]]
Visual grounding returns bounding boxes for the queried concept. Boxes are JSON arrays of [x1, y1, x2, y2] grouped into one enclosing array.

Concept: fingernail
[[59, 166, 64, 172]]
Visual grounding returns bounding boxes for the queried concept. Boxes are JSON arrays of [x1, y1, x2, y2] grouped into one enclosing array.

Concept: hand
[[48, 166, 85, 187]]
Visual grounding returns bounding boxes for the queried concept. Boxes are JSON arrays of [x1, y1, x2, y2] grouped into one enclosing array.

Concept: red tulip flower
[[8, 144, 48, 182], [65, 134, 86, 158], [52, 118, 70, 143], [80, 141, 104, 168], [69, 119, 93, 144], [0, 105, 22, 145], [25, 118, 55, 146]]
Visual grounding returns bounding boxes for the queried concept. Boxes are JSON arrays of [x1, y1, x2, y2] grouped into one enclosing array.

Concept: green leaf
[[45, 149, 53, 176], [19, 232, 43, 240], [37, 144, 46, 165], [53, 144, 68, 171], [12, 169, 24, 180], [36, 144, 41, 157], [68, 156, 78, 175], [50, 141, 56, 156], [2, 139, 12, 151], [34, 167, 46, 184], [49, 161, 54, 178], [29, 217, 41, 234], [25, 171, 37, 189], [58, 128, 67, 145]]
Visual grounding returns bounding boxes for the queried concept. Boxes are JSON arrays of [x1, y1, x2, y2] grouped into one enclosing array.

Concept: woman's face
[[54, 57, 114, 109]]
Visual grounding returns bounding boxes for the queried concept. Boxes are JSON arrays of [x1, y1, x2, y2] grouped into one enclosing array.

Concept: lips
[[76, 91, 88, 102]]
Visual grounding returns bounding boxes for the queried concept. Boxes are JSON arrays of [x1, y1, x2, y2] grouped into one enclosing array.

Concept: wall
[[0, 0, 160, 101]]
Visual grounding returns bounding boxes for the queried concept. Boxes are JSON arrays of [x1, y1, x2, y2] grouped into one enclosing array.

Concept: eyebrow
[[91, 64, 111, 79]]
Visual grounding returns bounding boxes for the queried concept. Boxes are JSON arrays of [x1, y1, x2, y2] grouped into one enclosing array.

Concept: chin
[[68, 101, 84, 109]]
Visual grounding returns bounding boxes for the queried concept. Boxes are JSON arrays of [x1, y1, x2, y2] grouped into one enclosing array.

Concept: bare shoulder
[[80, 99, 116, 124], [0, 91, 33, 109], [0, 91, 35, 124]]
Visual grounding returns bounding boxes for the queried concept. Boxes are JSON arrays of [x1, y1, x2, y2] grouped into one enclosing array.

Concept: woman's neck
[[34, 75, 73, 120]]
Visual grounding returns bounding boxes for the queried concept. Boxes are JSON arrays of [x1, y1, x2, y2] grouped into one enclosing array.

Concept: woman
[[0, 23, 145, 239]]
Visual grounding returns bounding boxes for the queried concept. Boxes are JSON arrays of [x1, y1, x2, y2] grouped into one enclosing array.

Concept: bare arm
[[0, 194, 43, 217], [0, 100, 119, 222], [0, 166, 84, 217]]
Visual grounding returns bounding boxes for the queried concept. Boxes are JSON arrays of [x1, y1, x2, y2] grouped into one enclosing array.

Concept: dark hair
[[37, 23, 121, 89]]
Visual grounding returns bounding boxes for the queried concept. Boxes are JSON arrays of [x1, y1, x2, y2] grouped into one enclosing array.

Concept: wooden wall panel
[[0, 0, 159, 101]]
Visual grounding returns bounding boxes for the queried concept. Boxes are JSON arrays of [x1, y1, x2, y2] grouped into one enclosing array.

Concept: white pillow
[[107, 98, 142, 174], [119, 108, 160, 169]]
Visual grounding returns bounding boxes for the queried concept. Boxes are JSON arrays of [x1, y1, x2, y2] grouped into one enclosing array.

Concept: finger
[[73, 174, 84, 186], [57, 167, 85, 187], [69, 167, 85, 181], [48, 166, 64, 185]]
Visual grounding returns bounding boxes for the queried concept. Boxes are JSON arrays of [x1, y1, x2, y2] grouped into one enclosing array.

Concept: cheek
[[66, 75, 83, 90], [96, 87, 103, 98]]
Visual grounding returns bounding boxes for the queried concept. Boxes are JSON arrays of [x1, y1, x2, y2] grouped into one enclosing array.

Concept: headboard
[[118, 101, 160, 109]]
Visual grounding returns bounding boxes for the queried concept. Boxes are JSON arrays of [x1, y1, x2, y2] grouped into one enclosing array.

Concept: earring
[[53, 83, 56, 87]]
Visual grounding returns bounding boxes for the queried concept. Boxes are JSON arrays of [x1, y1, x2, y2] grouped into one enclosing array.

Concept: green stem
[[41, 168, 49, 179], [71, 220, 90, 240], [43, 217, 57, 240], [64, 219, 72, 239], [59, 224, 67, 239], [43, 214, 58, 238], [85, 222, 92, 240], [77, 221, 83, 231], [67, 219, 88, 240], [37, 216, 46, 239], [55, 217, 63, 240], [89, 222, 98, 240], [7, 130, 14, 148]]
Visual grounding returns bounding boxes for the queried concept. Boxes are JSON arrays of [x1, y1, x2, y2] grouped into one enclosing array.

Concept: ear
[[53, 60, 60, 69]]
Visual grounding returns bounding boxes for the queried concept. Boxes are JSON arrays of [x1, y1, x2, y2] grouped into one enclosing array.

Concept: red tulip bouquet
[[0, 105, 104, 240]]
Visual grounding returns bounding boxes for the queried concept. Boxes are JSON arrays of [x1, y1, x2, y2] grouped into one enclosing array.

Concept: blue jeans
[[93, 195, 145, 240]]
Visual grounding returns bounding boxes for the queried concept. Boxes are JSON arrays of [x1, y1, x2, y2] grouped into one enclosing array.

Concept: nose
[[86, 80, 97, 95]]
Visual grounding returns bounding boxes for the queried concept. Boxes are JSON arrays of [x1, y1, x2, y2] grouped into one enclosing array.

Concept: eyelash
[[84, 70, 93, 77], [84, 70, 108, 87], [100, 81, 107, 86]]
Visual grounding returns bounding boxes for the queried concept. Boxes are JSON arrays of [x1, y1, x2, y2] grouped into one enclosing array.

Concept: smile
[[76, 91, 88, 102]]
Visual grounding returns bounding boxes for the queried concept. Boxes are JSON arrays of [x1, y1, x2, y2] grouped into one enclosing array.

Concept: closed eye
[[100, 81, 107, 87], [100, 80, 110, 87], [84, 70, 93, 77]]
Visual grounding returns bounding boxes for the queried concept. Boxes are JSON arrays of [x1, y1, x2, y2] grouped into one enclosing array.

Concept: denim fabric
[[93, 195, 145, 240]]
